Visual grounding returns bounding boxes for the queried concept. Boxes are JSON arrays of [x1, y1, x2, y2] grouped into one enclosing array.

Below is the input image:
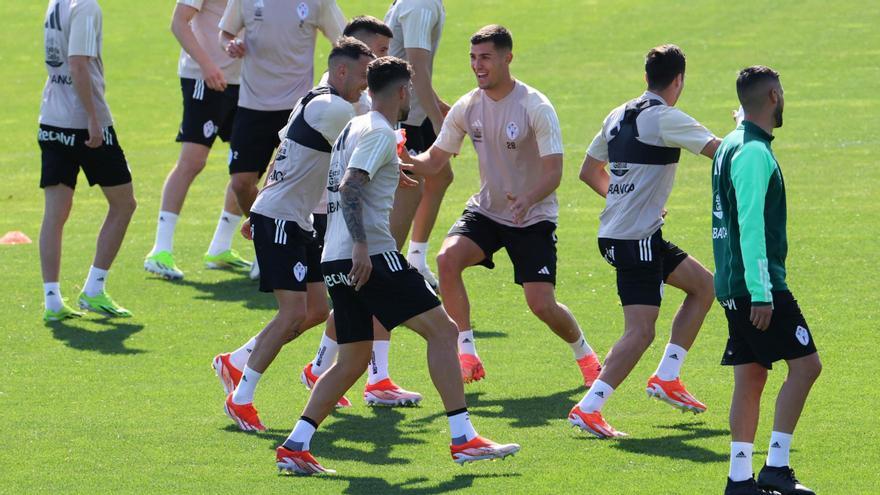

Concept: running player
[[144, 0, 246, 280], [275, 56, 519, 474], [298, 15, 424, 407], [39, 0, 137, 321], [716, 66, 820, 495], [384, 0, 450, 287], [570, 44, 720, 437], [218, 0, 344, 280], [402, 25, 601, 388], [219, 38, 373, 431]]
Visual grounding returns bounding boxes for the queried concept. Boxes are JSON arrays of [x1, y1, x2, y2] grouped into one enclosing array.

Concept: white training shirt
[[40, 0, 113, 129], [322, 111, 400, 262], [587, 91, 715, 240]]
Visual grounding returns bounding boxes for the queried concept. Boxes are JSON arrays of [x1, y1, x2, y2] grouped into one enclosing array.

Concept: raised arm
[[579, 154, 609, 198], [401, 145, 454, 176], [340, 168, 371, 290], [171, 3, 226, 90]]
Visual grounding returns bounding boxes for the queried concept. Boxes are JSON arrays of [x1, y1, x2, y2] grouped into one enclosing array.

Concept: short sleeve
[[348, 129, 395, 179], [177, 0, 204, 10], [318, 0, 345, 42], [219, 0, 244, 34], [433, 96, 469, 154], [306, 96, 356, 144], [399, 2, 436, 51], [586, 128, 609, 161], [658, 107, 715, 155], [68, 1, 101, 58], [527, 98, 564, 157]]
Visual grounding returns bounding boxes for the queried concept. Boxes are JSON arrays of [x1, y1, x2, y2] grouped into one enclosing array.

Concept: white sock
[[283, 418, 317, 451], [83, 266, 108, 297], [729, 442, 754, 482], [207, 210, 241, 256], [577, 379, 614, 413], [569, 331, 594, 360], [406, 241, 429, 268], [152, 210, 178, 253], [458, 330, 478, 356], [655, 343, 688, 381], [447, 408, 478, 445], [231, 365, 262, 405], [310, 332, 338, 376], [368, 340, 391, 385], [766, 431, 793, 467], [229, 336, 257, 371], [44, 282, 63, 311]]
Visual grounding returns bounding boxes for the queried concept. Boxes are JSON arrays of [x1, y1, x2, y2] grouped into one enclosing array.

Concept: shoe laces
[[783, 466, 800, 484]]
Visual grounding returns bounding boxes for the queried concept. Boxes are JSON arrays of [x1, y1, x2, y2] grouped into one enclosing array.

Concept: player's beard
[[398, 104, 410, 122], [773, 101, 784, 128]]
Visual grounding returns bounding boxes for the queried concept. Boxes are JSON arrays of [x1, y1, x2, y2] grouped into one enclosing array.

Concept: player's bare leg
[[160, 142, 212, 214], [773, 354, 821, 433], [229, 171, 260, 215], [436, 235, 487, 382], [302, 341, 373, 424], [408, 162, 452, 286], [40, 184, 74, 284], [599, 305, 659, 388], [93, 183, 137, 269]]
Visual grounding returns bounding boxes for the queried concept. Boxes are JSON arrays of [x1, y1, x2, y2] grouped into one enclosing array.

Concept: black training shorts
[[720, 291, 818, 369], [251, 212, 319, 293], [176, 78, 239, 146], [38, 124, 131, 189], [597, 229, 688, 307], [228, 107, 290, 176]]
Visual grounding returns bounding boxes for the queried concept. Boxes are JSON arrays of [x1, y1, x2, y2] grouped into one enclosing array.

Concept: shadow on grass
[[175, 276, 276, 310], [311, 473, 522, 494], [46, 318, 146, 354], [472, 330, 508, 339], [604, 421, 728, 463], [226, 407, 429, 465], [410, 387, 583, 429]]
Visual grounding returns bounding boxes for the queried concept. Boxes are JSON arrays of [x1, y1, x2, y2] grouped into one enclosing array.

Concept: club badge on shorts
[[203, 120, 216, 139], [297, 2, 309, 27], [795, 325, 810, 346], [293, 262, 307, 282]]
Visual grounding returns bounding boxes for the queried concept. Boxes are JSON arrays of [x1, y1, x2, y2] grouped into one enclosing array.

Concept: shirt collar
[[643, 91, 668, 106], [740, 120, 775, 142]]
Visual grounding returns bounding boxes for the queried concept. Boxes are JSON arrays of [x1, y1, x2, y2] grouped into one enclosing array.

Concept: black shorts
[[251, 212, 319, 293], [401, 117, 437, 154], [306, 213, 327, 283], [176, 78, 239, 146], [447, 209, 557, 285], [38, 124, 131, 189], [720, 291, 818, 369], [322, 251, 441, 344], [597, 229, 688, 307], [228, 107, 290, 176]]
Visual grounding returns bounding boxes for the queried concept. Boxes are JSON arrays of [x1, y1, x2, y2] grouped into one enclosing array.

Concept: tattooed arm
[[340, 168, 372, 290]]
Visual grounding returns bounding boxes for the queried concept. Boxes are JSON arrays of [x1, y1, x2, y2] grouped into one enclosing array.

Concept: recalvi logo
[[38, 128, 75, 146]]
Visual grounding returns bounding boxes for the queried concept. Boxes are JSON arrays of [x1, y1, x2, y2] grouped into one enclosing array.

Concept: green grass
[[2, 0, 879, 493]]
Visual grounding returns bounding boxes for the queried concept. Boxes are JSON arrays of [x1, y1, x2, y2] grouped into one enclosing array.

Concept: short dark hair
[[328, 36, 374, 66], [343, 15, 393, 39], [367, 56, 412, 94], [470, 24, 513, 51], [645, 44, 686, 90], [736, 65, 781, 112]]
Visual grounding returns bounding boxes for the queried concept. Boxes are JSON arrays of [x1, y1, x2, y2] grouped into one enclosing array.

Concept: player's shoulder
[[398, 0, 442, 13], [517, 81, 558, 115], [451, 88, 481, 111], [356, 112, 395, 137], [70, 0, 100, 13]]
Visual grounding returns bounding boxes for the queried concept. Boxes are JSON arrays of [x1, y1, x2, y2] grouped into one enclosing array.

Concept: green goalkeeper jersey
[[711, 121, 788, 305]]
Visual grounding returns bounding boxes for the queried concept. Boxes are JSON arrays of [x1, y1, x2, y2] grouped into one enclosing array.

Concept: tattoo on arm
[[340, 168, 370, 243]]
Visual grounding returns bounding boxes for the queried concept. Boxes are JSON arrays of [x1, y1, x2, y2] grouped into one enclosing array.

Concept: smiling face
[[470, 41, 512, 90]]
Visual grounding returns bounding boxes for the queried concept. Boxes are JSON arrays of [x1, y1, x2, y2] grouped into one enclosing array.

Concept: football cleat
[[204, 249, 252, 270], [576, 352, 602, 388], [212, 353, 242, 395], [646, 375, 707, 414], [364, 378, 423, 406], [276, 447, 335, 475], [568, 406, 627, 439], [300, 363, 351, 408], [249, 258, 261, 280], [78, 291, 132, 318], [450, 435, 520, 464], [725, 477, 782, 495], [224, 394, 266, 431], [459, 353, 485, 383], [43, 301, 85, 322], [757, 465, 815, 495], [144, 250, 184, 280]]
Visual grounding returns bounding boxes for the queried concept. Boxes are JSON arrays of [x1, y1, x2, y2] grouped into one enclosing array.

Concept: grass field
[[2, 1, 879, 493]]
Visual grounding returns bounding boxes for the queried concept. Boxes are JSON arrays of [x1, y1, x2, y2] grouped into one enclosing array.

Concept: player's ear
[[505, 50, 513, 64]]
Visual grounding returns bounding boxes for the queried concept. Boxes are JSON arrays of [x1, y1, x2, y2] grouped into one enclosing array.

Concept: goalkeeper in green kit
[[713, 66, 821, 495]]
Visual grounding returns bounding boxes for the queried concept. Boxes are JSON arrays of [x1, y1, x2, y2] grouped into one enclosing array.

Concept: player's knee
[[436, 249, 463, 277], [229, 175, 253, 198], [175, 155, 208, 179], [526, 294, 557, 321], [625, 323, 656, 349], [110, 194, 138, 217], [304, 307, 330, 329], [794, 354, 822, 383]]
